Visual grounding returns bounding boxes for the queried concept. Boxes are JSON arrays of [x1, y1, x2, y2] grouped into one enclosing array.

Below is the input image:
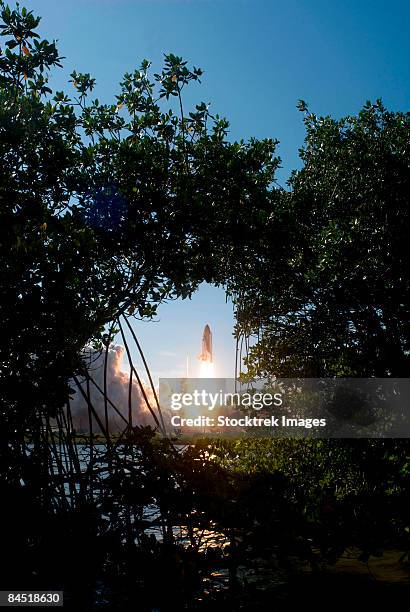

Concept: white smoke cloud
[[69, 345, 159, 433]]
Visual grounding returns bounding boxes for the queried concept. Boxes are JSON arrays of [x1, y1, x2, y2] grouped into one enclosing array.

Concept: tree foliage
[[235, 101, 410, 378], [0, 1, 278, 425]]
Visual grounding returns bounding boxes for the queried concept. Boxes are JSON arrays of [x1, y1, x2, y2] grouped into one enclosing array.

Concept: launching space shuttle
[[198, 324, 213, 363]]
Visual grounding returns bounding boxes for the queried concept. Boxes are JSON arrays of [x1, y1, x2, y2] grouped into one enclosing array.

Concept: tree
[[0, 1, 279, 434], [234, 100, 410, 378], [0, 2, 282, 599]]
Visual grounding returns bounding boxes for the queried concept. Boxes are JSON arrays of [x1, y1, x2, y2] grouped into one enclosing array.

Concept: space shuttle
[[198, 324, 213, 363]]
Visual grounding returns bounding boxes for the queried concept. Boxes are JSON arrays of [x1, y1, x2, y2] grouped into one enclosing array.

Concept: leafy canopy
[[0, 1, 279, 419], [234, 100, 410, 378]]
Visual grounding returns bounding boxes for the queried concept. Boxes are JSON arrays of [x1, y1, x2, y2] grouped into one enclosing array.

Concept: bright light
[[199, 361, 215, 378]]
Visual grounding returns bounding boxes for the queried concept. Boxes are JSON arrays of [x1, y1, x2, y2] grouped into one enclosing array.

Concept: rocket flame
[[199, 360, 215, 378]]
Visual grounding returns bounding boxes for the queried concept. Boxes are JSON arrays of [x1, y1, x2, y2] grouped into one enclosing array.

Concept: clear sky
[[26, 0, 410, 380]]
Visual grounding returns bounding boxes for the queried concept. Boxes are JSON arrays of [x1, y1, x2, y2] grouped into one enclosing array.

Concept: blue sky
[[26, 0, 410, 379]]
